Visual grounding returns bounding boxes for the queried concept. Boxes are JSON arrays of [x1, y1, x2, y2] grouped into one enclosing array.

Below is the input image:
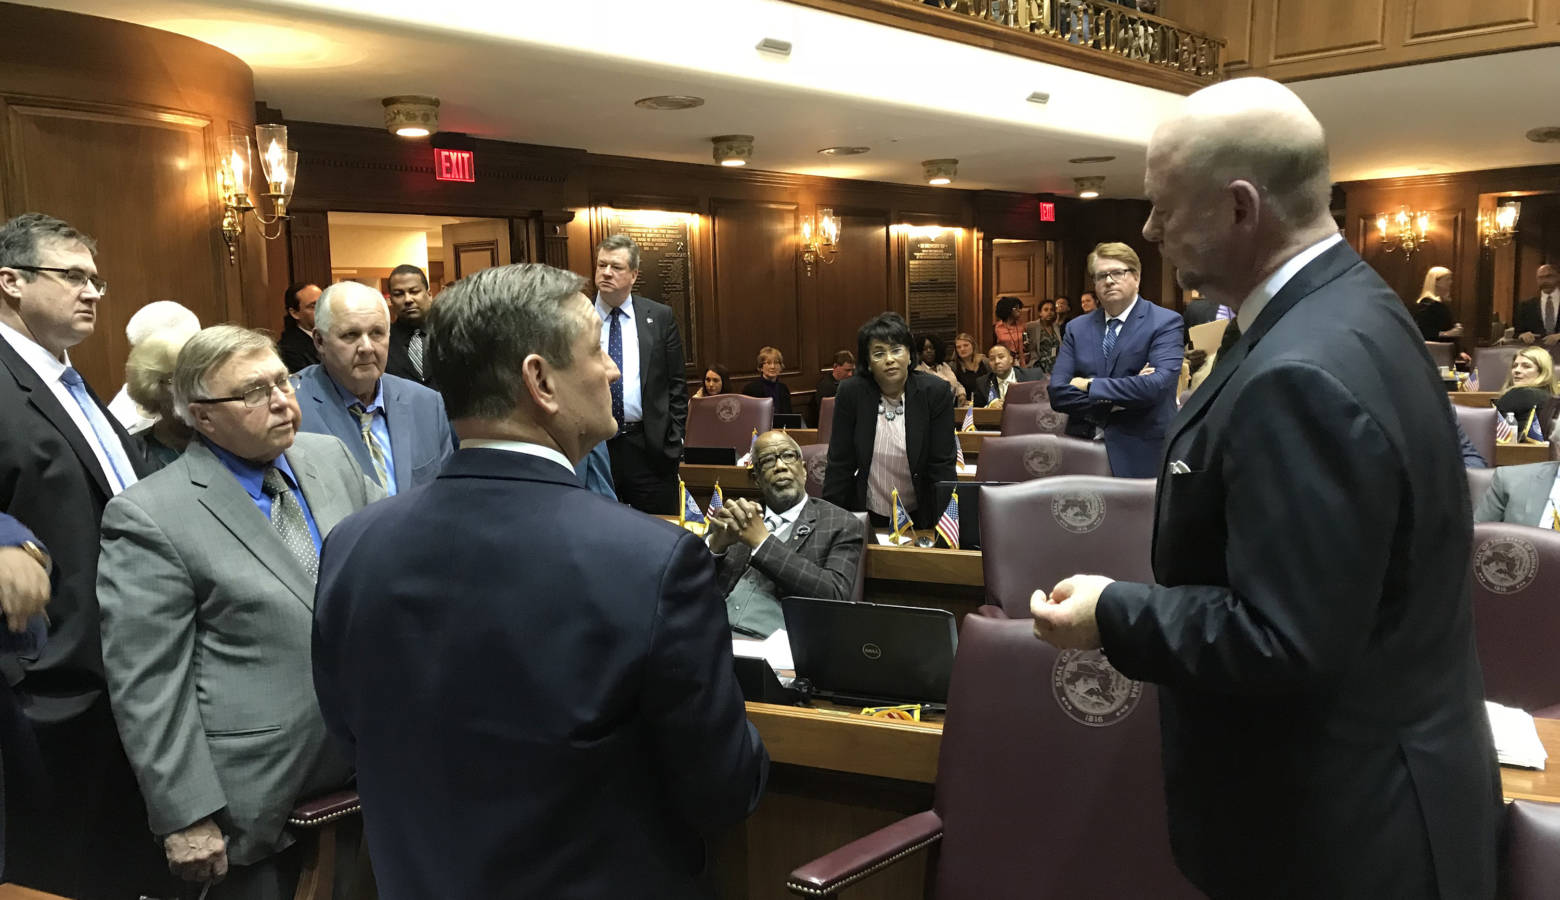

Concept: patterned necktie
[[59, 367, 136, 491], [1546, 296, 1556, 335], [1102, 319, 1120, 362], [350, 403, 390, 487], [261, 467, 318, 580], [608, 307, 626, 430], [407, 329, 426, 379]]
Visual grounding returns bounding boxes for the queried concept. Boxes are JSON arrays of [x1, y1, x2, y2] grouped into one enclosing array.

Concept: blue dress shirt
[[596, 295, 642, 423], [328, 375, 398, 495], [203, 438, 323, 552]]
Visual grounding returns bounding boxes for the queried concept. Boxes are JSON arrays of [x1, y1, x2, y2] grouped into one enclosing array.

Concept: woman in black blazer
[[823, 312, 957, 530], [740, 345, 793, 417]]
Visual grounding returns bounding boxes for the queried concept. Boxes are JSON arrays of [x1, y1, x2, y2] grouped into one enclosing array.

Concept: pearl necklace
[[879, 396, 906, 421]]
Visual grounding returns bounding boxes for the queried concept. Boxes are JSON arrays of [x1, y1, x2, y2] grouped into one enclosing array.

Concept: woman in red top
[[993, 296, 1026, 366]]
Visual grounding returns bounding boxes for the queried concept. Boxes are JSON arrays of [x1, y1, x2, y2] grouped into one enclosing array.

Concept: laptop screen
[[781, 597, 957, 706]]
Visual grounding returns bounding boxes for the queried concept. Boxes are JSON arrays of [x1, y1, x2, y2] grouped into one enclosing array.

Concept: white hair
[[315, 281, 390, 336], [125, 300, 200, 348]]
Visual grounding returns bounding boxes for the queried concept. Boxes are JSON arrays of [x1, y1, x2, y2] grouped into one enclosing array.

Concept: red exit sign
[[434, 148, 475, 182], [1038, 201, 1056, 222]]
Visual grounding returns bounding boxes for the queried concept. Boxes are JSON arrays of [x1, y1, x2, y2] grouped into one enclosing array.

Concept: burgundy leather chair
[[786, 615, 1199, 899], [999, 401, 1069, 436], [288, 790, 362, 900], [1502, 800, 1560, 900], [1424, 341, 1455, 369], [1454, 404, 1499, 467], [817, 396, 836, 444], [1001, 380, 1050, 407], [801, 443, 828, 499], [1466, 465, 1496, 512], [686, 394, 773, 455], [977, 434, 1112, 483], [979, 475, 1156, 618], [1469, 523, 1560, 711], [1474, 345, 1518, 390]]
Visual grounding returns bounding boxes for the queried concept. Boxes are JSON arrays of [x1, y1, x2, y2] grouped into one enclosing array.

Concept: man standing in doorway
[[386, 264, 433, 385], [595, 235, 688, 514]]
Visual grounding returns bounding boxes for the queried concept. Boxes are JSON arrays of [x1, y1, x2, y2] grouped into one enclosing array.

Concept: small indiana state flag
[[891, 487, 913, 539], [961, 404, 975, 432], [988, 381, 999, 404], [707, 482, 725, 518], [678, 479, 707, 536], [935, 491, 960, 549], [1524, 409, 1547, 443]]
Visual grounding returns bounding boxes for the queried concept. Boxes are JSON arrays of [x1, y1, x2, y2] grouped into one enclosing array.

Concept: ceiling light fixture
[[1526, 126, 1560, 144], [1068, 155, 1116, 164], [712, 134, 754, 167], [1026, 91, 1051, 105], [923, 158, 958, 186], [756, 37, 793, 56], [818, 146, 870, 156], [382, 95, 439, 138], [634, 95, 705, 111], [1074, 175, 1104, 199]]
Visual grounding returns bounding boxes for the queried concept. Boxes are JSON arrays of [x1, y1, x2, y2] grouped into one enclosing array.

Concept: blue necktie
[[1102, 319, 1120, 363], [59, 367, 135, 491], [608, 307, 625, 430]]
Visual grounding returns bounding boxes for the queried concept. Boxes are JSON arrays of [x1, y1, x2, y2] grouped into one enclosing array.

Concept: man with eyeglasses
[[1048, 241, 1183, 478], [708, 430, 866, 638], [0, 212, 175, 898], [96, 325, 380, 899]]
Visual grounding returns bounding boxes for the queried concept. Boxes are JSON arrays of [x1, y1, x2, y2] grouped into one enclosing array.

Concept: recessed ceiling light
[[1068, 155, 1116, 164], [1027, 91, 1051, 105], [1526, 126, 1560, 144], [635, 95, 706, 111], [1074, 175, 1105, 199], [382, 95, 439, 138], [756, 37, 793, 56], [922, 159, 958, 186], [819, 146, 871, 156], [712, 134, 754, 167]]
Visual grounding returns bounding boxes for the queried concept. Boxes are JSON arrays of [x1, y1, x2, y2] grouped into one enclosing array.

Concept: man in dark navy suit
[[1048, 241, 1183, 477], [1034, 78, 1500, 900], [313, 263, 767, 899]]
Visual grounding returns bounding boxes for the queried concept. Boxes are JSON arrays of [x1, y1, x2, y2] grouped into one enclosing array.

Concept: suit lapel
[[1517, 462, 1560, 526], [634, 297, 654, 386], [0, 340, 114, 498], [905, 375, 928, 468], [787, 500, 821, 553], [186, 442, 316, 608], [1107, 300, 1149, 377], [306, 370, 375, 481]]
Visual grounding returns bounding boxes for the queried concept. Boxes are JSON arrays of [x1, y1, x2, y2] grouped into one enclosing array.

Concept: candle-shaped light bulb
[[264, 139, 287, 193]]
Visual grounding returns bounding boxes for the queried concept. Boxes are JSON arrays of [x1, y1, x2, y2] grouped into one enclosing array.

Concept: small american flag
[[961, 404, 975, 432], [707, 482, 725, 518], [935, 492, 960, 549], [955, 437, 966, 469], [1496, 413, 1516, 444]]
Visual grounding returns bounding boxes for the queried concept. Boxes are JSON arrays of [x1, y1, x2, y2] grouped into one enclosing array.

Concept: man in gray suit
[[708, 430, 867, 638], [97, 326, 380, 898], [296, 281, 455, 495], [1474, 461, 1560, 525]]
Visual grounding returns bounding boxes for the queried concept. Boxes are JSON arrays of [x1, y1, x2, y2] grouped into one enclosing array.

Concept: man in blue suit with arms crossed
[[1048, 242, 1183, 477], [294, 281, 454, 494], [312, 263, 767, 899]]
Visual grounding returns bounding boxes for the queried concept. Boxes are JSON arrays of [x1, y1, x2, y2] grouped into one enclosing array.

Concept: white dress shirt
[[459, 438, 575, 475], [755, 495, 808, 552], [0, 320, 136, 494], [595, 294, 642, 423], [1236, 232, 1344, 334]]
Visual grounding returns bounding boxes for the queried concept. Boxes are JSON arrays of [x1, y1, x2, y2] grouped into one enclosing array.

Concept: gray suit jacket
[[1474, 461, 1558, 525], [295, 365, 455, 493], [714, 497, 866, 637], [96, 433, 381, 865]]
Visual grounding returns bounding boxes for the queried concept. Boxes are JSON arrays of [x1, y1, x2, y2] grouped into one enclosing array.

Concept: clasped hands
[[706, 498, 770, 553], [1030, 574, 1113, 650]]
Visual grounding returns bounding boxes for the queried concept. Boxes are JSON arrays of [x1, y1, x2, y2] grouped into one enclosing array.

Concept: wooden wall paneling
[[814, 209, 892, 363], [286, 211, 333, 292], [1270, 0, 1387, 62], [711, 200, 801, 380], [1161, 0, 1255, 67], [1406, 0, 1538, 44]]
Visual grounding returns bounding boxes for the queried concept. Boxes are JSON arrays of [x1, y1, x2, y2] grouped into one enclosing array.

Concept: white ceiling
[[17, 0, 1560, 195]]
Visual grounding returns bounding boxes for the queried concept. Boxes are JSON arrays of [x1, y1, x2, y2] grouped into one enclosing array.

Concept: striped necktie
[[1102, 319, 1120, 361], [350, 402, 391, 487], [407, 329, 426, 379]]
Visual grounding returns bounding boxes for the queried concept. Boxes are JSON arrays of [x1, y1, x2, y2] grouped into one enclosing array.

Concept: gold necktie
[[351, 403, 390, 488]]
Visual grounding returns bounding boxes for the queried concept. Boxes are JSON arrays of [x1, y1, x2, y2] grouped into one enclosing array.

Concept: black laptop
[[772, 413, 806, 429], [683, 446, 738, 466], [935, 481, 1013, 551], [782, 597, 958, 707]]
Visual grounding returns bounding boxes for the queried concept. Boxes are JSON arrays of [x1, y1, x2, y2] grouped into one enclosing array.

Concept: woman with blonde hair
[[124, 331, 195, 472], [1496, 345, 1560, 440], [951, 332, 989, 401], [1413, 265, 1463, 343]]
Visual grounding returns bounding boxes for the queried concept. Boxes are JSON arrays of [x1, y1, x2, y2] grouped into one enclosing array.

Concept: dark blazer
[[953, 361, 989, 404], [715, 497, 866, 637], [972, 366, 1043, 408], [1414, 297, 1455, 343], [1513, 295, 1557, 338], [384, 318, 427, 385], [276, 321, 319, 373], [1096, 241, 1500, 899], [294, 365, 456, 493], [822, 371, 956, 530], [1048, 298, 1184, 478], [627, 295, 690, 465], [313, 449, 768, 899], [0, 338, 149, 725], [740, 377, 793, 417]]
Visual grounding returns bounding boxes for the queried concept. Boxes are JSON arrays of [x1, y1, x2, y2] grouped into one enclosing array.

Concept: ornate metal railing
[[916, 0, 1224, 81]]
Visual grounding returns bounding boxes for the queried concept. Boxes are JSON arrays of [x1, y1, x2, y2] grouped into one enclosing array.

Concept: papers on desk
[[1486, 701, 1548, 770], [957, 462, 976, 476], [733, 628, 794, 672], [874, 532, 913, 546]]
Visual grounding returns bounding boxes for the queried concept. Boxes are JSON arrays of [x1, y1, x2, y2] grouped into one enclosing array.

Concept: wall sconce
[[923, 158, 957, 185], [1376, 206, 1431, 256], [712, 134, 754, 167], [800, 207, 840, 276], [1479, 201, 1521, 248], [217, 124, 297, 264]]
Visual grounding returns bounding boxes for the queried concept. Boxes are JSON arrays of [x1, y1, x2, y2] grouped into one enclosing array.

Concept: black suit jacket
[[715, 497, 866, 636], [1096, 241, 1500, 899], [0, 339, 149, 725], [384, 318, 427, 385], [822, 371, 956, 529], [971, 366, 1042, 408], [1513, 295, 1558, 338], [276, 321, 319, 373], [739, 377, 793, 417], [313, 449, 767, 899], [625, 296, 689, 464]]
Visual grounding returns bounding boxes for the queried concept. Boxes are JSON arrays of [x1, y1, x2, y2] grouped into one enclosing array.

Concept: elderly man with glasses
[[96, 324, 381, 899], [708, 430, 867, 639], [1048, 241, 1183, 477]]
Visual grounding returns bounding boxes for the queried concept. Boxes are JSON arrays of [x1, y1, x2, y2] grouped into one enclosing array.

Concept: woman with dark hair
[[824, 312, 957, 529], [691, 363, 731, 399], [915, 333, 967, 406], [993, 296, 1026, 365]]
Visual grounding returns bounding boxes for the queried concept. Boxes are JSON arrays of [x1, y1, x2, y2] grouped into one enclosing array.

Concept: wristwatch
[[18, 540, 50, 574]]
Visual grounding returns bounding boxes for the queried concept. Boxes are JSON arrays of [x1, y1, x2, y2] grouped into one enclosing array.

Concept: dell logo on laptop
[[861, 643, 882, 660]]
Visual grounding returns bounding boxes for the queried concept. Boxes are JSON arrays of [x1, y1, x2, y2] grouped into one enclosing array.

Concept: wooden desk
[[1502, 716, 1560, 805], [1496, 443, 1552, 465], [0, 886, 70, 900], [955, 406, 1002, 429], [866, 542, 982, 587], [1450, 391, 1502, 408], [746, 701, 942, 784]]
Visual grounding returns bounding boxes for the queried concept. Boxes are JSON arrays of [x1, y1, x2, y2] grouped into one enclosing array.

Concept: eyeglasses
[[190, 374, 301, 408], [1093, 267, 1135, 284], [12, 266, 108, 294], [869, 346, 910, 362], [754, 448, 803, 473]]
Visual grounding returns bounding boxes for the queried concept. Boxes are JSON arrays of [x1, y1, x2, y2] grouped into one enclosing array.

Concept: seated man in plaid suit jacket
[[707, 431, 867, 638]]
